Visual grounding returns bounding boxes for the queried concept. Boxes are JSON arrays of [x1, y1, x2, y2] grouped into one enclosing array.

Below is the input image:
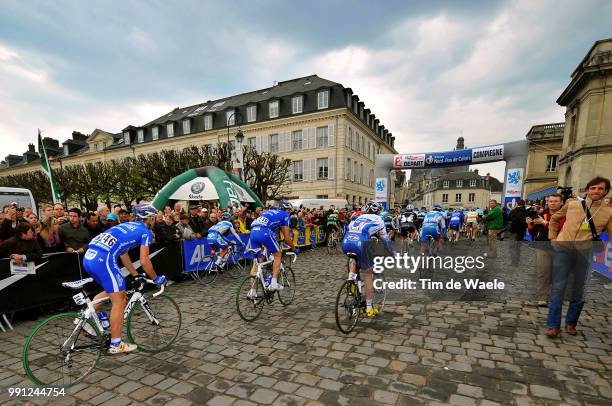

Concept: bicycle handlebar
[[143, 278, 165, 297], [284, 251, 297, 263]]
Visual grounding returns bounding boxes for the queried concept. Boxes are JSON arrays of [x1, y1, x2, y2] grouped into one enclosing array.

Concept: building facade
[[0, 75, 399, 206], [524, 123, 564, 198], [556, 38, 612, 192]]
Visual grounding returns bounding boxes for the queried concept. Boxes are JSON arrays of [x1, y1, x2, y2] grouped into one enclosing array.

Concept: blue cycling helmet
[[363, 201, 383, 215], [221, 212, 232, 221], [278, 200, 293, 210], [432, 204, 443, 211], [132, 203, 157, 220]]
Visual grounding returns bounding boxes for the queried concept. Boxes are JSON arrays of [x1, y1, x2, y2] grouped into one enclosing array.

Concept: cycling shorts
[[246, 226, 281, 256], [207, 230, 228, 251], [400, 224, 415, 237], [326, 223, 339, 233], [449, 221, 461, 231], [83, 248, 126, 294], [341, 232, 375, 270], [420, 227, 441, 243]]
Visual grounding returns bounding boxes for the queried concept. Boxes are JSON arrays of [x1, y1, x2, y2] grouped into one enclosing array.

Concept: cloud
[[127, 28, 158, 53]]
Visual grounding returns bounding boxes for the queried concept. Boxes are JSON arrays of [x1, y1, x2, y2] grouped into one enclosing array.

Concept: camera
[[556, 186, 573, 202]]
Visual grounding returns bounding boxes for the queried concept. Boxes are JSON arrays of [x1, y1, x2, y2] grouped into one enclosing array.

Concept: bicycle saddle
[[62, 278, 94, 289]]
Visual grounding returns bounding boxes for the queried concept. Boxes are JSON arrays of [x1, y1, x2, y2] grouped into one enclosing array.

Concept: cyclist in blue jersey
[[419, 205, 446, 255], [342, 201, 394, 317], [83, 203, 166, 354], [207, 212, 245, 271], [246, 201, 295, 291], [448, 208, 465, 242]]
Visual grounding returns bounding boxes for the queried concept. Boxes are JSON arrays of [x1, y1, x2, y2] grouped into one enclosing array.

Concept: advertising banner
[[471, 144, 505, 163], [393, 154, 425, 169], [182, 235, 248, 272], [393, 144, 504, 170], [424, 149, 472, 167], [505, 168, 524, 197], [375, 178, 388, 202]]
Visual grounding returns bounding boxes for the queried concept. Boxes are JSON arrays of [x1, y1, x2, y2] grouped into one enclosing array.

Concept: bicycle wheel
[[193, 260, 217, 285], [335, 280, 361, 334], [126, 294, 181, 353], [372, 272, 387, 313], [23, 312, 103, 387], [326, 237, 334, 254], [236, 275, 265, 322], [277, 266, 296, 305]]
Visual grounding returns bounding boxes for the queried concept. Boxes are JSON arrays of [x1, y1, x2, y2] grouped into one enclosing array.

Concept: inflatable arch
[[374, 140, 529, 210]]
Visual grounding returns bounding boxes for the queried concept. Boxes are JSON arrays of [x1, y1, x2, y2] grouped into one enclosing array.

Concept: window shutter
[[285, 132, 292, 152], [345, 125, 349, 147], [304, 160, 310, 181], [309, 128, 316, 149], [256, 135, 262, 153], [329, 156, 335, 180], [310, 158, 316, 181], [329, 124, 335, 147], [262, 135, 268, 152]]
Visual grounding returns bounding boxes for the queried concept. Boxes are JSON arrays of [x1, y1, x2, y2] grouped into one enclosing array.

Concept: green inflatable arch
[[151, 166, 264, 210]]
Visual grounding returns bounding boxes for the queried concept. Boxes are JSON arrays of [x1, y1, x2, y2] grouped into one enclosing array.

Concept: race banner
[[424, 149, 472, 167], [505, 168, 524, 197], [392, 144, 505, 169]]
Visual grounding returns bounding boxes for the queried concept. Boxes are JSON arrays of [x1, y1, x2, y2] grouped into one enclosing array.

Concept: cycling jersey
[[399, 213, 416, 227], [207, 220, 242, 250], [84, 222, 153, 294], [466, 211, 478, 224], [342, 214, 392, 270], [247, 210, 290, 256], [420, 211, 446, 243], [326, 213, 339, 225]]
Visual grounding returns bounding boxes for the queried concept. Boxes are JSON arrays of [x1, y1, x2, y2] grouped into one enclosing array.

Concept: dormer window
[[166, 123, 174, 138], [443, 180, 449, 188], [247, 105, 257, 122], [152, 126, 159, 140], [456, 180, 463, 188], [204, 114, 213, 130], [137, 129, 144, 143], [470, 179, 477, 187], [269, 100, 279, 118], [226, 110, 236, 126], [182, 119, 191, 134], [123, 131, 130, 145], [292, 95, 303, 114], [317, 90, 329, 109], [346, 91, 352, 108]]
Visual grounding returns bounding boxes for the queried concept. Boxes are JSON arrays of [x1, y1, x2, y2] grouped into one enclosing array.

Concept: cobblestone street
[[1, 244, 611, 405]]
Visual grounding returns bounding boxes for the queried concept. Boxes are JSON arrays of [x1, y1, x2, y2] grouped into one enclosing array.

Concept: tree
[[243, 146, 291, 202]]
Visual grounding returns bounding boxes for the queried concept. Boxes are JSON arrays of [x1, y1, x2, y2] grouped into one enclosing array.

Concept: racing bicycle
[[23, 277, 181, 388], [190, 242, 245, 284], [236, 251, 297, 322], [327, 229, 340, 254]]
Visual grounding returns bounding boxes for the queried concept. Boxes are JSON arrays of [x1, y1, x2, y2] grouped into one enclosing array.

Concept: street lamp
[[226, 111, 244, 179]]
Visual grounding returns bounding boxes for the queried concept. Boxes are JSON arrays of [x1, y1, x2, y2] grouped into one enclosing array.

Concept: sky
[[1, 0, 611, 179]]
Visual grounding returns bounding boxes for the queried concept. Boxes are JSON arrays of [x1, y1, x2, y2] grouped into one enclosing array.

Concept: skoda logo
[[425, 156, 434, 165], [190, 182, 205, 194]]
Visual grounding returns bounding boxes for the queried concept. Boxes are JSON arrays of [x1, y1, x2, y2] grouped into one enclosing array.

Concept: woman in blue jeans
[[547, 177, 612, 338]]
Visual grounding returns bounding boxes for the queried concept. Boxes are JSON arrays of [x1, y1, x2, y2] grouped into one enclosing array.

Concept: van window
[[0, 189, 36, 213]]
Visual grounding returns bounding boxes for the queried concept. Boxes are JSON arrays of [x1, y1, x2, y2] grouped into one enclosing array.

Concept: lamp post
[[226, 111, 244, 180]]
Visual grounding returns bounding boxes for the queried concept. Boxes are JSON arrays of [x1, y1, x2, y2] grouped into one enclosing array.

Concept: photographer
[[546, 176, 612, 338], [526, 194, 563, 307], [508, 200, 528, 265]]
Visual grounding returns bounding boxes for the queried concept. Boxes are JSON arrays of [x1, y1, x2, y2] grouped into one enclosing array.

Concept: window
[[293, 161, 303, 182], [269, 100, 279, 118], [442, 194, 448, 203], [317, 126, 329, 147], [456, 180, 463, 188], [182, 119, 191, 134], [356, 133, 360, 153], [226, 110, 235, 126], [204, 114, 213, 130], [166, 123, 174, 137], [469, 193, 475, 203], [316, 194, 328, 199], [349, 128, 354, 150], [317, 90, 329, 109], [317, 158, 329, 180], [470, 179, 477, 187], [360, 164, 364, 185], [137, 129, 144, 143], [292, 130, 303, 150], [63, 144, 69, 155], [94, 143, 99, 151], [443, 180, 449, 188], [292, 95, 303, 114], [546, 155, 558, 172], [353, 161, 357, 182], [455, 193, 462, 202], [152, 126, 159, 140], [248, 137, 256, 149], [346, 158, 351, 179], [123, 131, 130, 145], [247, 105, 257, 122], [269, 134, 279, 153]]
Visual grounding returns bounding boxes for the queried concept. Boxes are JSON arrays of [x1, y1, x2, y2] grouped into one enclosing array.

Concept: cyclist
[[341, 201, 394, 317], [419, 204, 446, 255], [416, 207, 426, 232], [246, 201, 296, 291], [465, 207, 479, 241], [381, 211, 396, 240], [448, 208, 465, 242], [207, 212, 245, 271], [398, 205, 418, 252], [326, 210, 340, 243], [83, 203, 166, 354]]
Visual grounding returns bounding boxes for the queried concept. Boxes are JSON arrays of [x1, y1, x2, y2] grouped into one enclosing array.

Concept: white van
[[0, 187, 37, 215], [289, 198, 349, 211]]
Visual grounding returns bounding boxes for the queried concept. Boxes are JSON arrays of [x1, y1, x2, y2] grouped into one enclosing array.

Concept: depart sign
[[393, 144, 504, 169]]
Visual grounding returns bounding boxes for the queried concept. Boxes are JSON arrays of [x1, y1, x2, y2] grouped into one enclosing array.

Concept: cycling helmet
[[363, 201, 383, 215], [221, 212, 233, 221], [405, 204, 414, 211], [278, 200, 293, 210], [333, 210, 339, 214], [432, 204, 443, 211], [132, 203, 157, 219]]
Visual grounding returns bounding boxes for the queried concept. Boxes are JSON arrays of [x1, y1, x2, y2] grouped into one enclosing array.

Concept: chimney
[[28, 143, 35, 152], [473, 169, 479, 175], [71, 131, 88, 142], [456, 137, 465, 150], [43, 137, 60, 149]]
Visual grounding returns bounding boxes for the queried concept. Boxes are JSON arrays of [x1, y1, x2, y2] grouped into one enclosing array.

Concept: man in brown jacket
[[546, 176, 612, 338]]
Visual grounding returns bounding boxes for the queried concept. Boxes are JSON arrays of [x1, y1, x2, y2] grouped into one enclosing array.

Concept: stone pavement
[[0, 243, 610, 405]]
